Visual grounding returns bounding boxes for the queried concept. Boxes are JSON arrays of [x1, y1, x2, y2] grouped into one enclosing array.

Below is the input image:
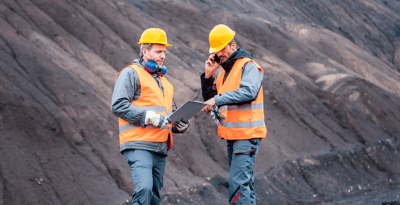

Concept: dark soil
[[0, 0, 399, 204]]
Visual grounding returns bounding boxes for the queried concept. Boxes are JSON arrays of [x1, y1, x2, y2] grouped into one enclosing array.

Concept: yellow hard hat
[[208, 24, 235, 53], [138, 28, 172, 46]]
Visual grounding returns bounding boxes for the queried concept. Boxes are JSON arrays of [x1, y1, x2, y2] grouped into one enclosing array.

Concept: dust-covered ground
[[0, 0, 399, 204]]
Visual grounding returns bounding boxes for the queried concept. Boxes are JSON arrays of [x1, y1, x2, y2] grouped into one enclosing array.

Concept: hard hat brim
[[138, 42, 172, 46], [209, 44, 226, 53]]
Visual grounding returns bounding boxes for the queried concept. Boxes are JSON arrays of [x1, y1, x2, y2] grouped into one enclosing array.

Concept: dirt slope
[[0, 0, 399, 204]]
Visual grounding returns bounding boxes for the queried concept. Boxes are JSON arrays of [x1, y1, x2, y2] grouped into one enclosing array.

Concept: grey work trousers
[[227, 139, 261, 205], [123, 149, 167, 205]]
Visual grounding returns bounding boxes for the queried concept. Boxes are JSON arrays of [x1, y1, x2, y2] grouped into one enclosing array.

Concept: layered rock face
[[0, 0, 399, 204]]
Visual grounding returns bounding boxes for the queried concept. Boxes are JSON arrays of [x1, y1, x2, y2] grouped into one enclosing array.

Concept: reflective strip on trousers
[[220, 120, 265, 129], [220, 103, 263, 111], [119, 123, 169, 133]]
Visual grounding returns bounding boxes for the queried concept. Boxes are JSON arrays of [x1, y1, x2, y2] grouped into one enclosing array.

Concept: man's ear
[[231, 42, 237, 51], [142, 48, 148, 58]]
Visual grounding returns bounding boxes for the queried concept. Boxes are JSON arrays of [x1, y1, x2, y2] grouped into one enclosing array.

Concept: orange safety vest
[[116, 64, 174, 148], [216, 58, 267, 140]]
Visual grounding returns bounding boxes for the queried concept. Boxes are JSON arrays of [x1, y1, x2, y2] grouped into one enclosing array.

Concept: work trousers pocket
[[232, 139, 261, 155]]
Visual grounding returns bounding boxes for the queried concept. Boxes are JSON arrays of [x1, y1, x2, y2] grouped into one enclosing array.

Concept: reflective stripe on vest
[[219, 103, 263, 111], [221, 120, 265, 129], [119, 105, 170, 133], [117, 64, 174, 148], [216, 57, 267, 140], [123, 105, 173, 115], [119, 123, 169, 133]]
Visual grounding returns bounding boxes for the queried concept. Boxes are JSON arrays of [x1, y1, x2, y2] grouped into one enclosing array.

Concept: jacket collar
[[132, 58, 145, 68], [220, 47, 253, 72]]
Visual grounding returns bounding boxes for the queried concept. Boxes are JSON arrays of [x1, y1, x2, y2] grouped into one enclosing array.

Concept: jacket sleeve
[[111, 67, 147, 127], [200, 73, 218, 101], [213, 62, 263, 106]]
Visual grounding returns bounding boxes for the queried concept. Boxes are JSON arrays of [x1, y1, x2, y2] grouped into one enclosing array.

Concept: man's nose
[[160, 52, 165, 60]]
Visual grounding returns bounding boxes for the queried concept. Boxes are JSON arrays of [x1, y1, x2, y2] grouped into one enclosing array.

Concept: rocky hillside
[[0, 0, 399, 204]]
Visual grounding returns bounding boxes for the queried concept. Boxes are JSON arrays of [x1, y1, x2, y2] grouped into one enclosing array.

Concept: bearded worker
[[111, 28, 190, 205], [201, 24, 266, 205]]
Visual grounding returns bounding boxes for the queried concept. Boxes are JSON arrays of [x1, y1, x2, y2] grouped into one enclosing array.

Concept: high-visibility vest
[[116, 64, 174, 148], [216, 58, 267, 140]]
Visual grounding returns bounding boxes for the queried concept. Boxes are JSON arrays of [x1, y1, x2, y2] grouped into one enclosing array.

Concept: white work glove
[[210, 105, 225, 126], [174, 119, 190, 132], [145, 111, 169, 128], [210, 110, 218, 125]]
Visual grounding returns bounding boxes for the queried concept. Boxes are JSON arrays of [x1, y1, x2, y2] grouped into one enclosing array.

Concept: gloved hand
[[210, 105, 225, 126], [174, 118, 190, 132], [145, 111, 169, 128]]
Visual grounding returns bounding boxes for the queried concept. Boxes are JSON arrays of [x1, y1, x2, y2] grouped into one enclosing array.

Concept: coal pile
[[0, 0, 399, 204]]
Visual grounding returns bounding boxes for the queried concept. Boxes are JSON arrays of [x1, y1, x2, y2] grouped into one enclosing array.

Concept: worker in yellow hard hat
[[201, 24, 266, 205], [111, 28, 189, 205]]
